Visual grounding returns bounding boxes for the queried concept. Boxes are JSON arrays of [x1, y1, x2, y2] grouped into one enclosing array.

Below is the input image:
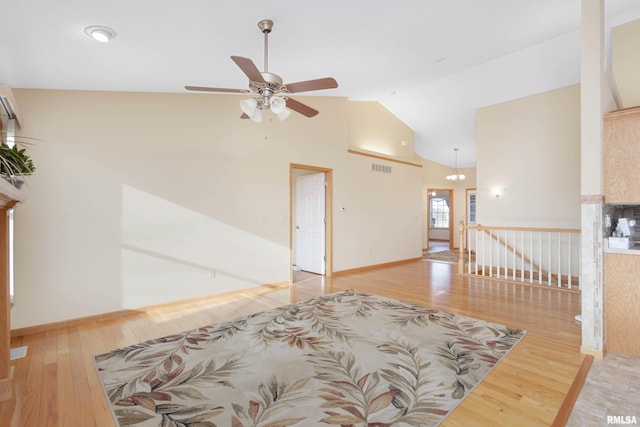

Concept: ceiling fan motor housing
[[250, 72, 288, 98]]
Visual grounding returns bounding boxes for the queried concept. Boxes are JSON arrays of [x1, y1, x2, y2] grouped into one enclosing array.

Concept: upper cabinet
[[604, 106, 640, 203]]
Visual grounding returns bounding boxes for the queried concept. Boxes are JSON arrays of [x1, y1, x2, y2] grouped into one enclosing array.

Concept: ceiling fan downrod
[[258, 19, 273, 73]]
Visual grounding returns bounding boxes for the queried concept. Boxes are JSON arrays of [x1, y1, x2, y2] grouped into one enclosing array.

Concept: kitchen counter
[[605, 247, 640, 255]]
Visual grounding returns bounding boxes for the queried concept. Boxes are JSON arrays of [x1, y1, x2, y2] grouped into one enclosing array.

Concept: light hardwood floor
[[1, 260, 583, 426]]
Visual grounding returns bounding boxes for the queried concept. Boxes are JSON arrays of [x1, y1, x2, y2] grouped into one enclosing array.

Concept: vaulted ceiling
[[1, 1, 639, 167]]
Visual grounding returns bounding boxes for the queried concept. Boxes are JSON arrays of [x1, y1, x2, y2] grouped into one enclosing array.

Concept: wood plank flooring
[[1, 260, 583, 426]]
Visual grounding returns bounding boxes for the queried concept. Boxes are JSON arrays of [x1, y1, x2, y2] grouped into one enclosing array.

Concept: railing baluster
[[547, 232, 551, 286], [520, 231, 524, 282], [467, 229, 471, 274], [557, 232, 561, 288], [475, 228, 479, 275], [458, 222, 580, 290], [512, 230, 516, 281], [481, 228, 485, 277], [538, 232, 542, 285], [568, 233, 572, 289], [504, 230, 508, 279], [466, 232, 470, 275], [496, 230, 501, 278], [491, 229, 494, 277], [529, 230, 533, 283]]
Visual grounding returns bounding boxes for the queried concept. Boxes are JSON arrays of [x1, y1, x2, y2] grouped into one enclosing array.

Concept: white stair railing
[[458, 221, 581, 290]]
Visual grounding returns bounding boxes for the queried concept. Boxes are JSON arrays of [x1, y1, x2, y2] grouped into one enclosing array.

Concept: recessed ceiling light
[[84, 26, 117, 43]]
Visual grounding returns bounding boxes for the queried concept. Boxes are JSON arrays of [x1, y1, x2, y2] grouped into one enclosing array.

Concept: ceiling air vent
[[371, 163, 392, 174]]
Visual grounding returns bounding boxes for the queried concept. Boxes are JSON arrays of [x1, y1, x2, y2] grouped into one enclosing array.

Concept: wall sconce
[[492, 188, 503, 198]]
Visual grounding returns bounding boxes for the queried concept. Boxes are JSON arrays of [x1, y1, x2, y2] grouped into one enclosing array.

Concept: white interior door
[[295, 173, 325, 274]]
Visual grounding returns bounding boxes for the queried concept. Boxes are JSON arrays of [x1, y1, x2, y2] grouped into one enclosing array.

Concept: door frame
[[290, 163, 333, 281], [427, 188, 454, 250]]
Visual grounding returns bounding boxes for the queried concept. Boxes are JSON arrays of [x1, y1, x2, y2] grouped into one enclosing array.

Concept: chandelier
[[446, 148, 465, 181]]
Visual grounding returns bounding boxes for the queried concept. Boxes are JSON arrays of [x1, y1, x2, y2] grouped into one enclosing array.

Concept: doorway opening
[[290, 164, 333, 283], [427, 188, 454, 252]]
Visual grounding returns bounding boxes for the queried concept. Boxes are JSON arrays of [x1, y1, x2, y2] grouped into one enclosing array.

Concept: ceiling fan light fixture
[[277, 109, 291, 121], [240, 98, 258, 116], [241, 97, 264, 121], [249, 108, 262, 122], [84, 26, 116, 43], [270, 95, 287, 114]]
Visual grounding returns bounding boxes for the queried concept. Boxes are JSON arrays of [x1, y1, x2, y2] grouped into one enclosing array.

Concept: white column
[[580, 0, 608, 359]]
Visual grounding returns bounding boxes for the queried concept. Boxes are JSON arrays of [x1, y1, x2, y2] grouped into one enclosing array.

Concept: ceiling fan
[[185, 19, 338, 121]]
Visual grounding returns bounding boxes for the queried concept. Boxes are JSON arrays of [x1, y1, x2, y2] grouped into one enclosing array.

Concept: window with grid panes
[[430, 197, 449, 228]]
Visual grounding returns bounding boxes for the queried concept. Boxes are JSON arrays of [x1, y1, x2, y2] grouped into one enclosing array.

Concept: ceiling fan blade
[[286, 97, 319, 118], [231, 56, 266, 83], [286, 77, 338, 94], [185, 85, 249, 93]]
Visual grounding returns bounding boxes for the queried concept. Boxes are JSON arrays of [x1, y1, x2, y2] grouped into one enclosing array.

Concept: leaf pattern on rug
[[95, 290, 526, 427], [436, 341, 482, 399], [230, 376, 310, 427], [383, 301, 450, 328], [378, 338, 449, 426], [111, 357, 243, 426], [307, 350, 402, 426], [250, 291, 377, 351], [96, 319, 250, 406]]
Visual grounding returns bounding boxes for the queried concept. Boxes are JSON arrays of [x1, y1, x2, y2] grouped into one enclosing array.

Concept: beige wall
[[348, 100, 418, 162], [476, 84, 581, 228], [12, 89, 422, 328]]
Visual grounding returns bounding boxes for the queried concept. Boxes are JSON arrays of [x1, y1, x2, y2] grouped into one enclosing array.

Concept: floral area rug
[[95, 290, 525, 426]]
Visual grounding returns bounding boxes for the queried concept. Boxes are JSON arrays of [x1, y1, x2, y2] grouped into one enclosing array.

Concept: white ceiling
[[2, 1, 640, 167]]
